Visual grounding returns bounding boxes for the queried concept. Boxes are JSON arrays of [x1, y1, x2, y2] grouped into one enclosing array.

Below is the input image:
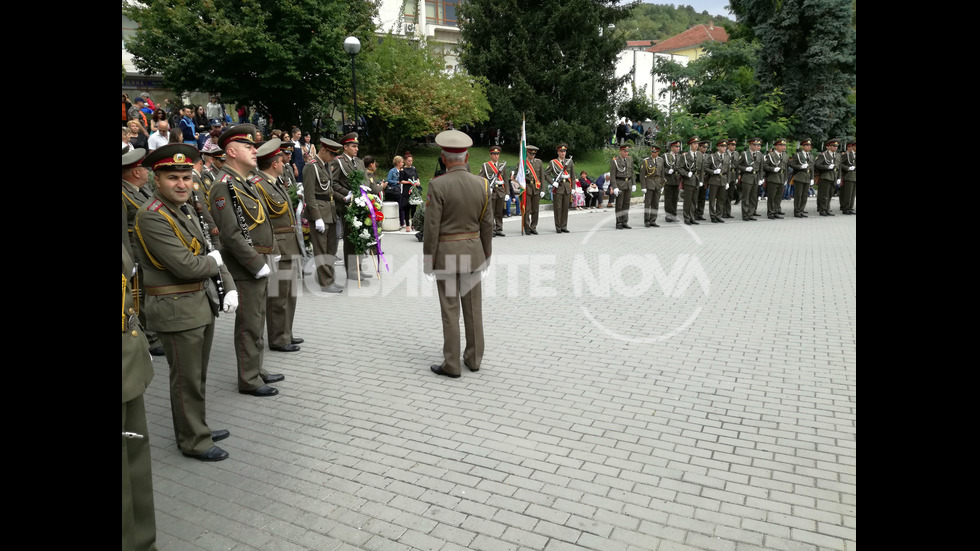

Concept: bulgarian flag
[[516, 116, 527, 188]]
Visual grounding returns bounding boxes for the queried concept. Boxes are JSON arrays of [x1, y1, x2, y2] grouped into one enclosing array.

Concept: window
[[425, 0, 458, 27], [403, 0, 418, 25]]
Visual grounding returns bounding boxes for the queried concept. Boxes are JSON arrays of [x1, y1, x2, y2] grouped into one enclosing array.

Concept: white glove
[[222, 290, 239, 313], [773, 167, 781, 173], [632, 185, 636, 192], [836, 179, 841, 186], [504, 195, 510, 202], [345, 191, 353, 202], [481, 263, 492, 280], [810, 179, 814, 185], [272, 254, 282, 264], [725, 183, 729, 190], [613, 188, 620, 196], [552, 182, 558, 188], [642, 189, 647, 195], [255, 264, 271, 278], [667, 168, 674, 174], [800, 163, 809, 169], [828, 164, 835, 170], [698, 181, 704, 188], [315, 219, 325, 233], [540, 191, 545, 198], [745, 166, 753, 173], [424, 271, 436, 283], [713, 169, 721, 175], [207, 250, 224, 268], [848, 166, 856, 171]]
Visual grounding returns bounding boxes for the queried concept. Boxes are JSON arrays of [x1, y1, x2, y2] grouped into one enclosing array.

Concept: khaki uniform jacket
[[544, 158, 575, 194], [764, 150, 788, 185], [737, 150, 764, 185], [330, 154, 365, 214], [815, 150, 840, 183], [255, 170, 302, 257], [479, 161, 508, 198], [640, 156, 664, 190], [677, 150, 702, 186], [122, 243, 153, 404], [423, 165, 493, 274], [610, 155, 635, 190], [663, 152, 681, 185], [134, 192, 235, 333], [524, 158, 544, 191], [706, 152, 730, 186], [122, 180, 152, 260], [209, 166, 279, 280], [842, 151, 856, 183], [302, 157, 339, 224], [789, 151, 814, 184], [366, 171, 384, 195]]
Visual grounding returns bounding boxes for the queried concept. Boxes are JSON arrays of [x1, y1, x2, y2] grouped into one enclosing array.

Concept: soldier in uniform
[[122, 146, 166, 357], [738, 138, 764, 220], [201, 147, 224, 205], [302, 137, 345, 293], [134, 144, 239, 461], [840, 140, 856, 214], [678, 137, 704, 225], [545, 143, 574, 233], [815, 139, 841, 216], [424, 130, 493, 379], [764, 138, 789, 219], [478, 145, 508, 236], [191, 149, 221, 248], [706, 139, 731, 223], [253, 138, 305, 353], [695, 140, 710, 220], [610, 143, 635, 229], [330, 132, 372, 281], [208, 124, 285, 397], [521, 145, 544, 234], [122, 239, 157, 550], [662, 140, 682, 222], [640, 145, 664, 227], [724, 139, 739, 218], [789, 138, 815, 217]]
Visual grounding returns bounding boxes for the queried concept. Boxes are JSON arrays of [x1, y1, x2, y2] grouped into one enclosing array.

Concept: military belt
[[274, 226, 296, 234], [253, 245, 275, 254], [314, 194, 333, 201], [146, 282, 203, 296], [439, 232, 480, 242]]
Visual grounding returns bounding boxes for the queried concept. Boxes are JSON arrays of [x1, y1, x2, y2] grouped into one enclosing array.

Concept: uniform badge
[[193, 182, 200, 190], [174, 153, 186, 163], [215, 197, 226, 210]]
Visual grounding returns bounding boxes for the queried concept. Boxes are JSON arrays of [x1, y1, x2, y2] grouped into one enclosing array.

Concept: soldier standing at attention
[[424, 130, 493, 379], [707, 139, 731, 223], [331, 132, 373, 282], [764, 138, 789, 219], [478, 145, 508, 236], [611, 143, 635, 229], [695, 140, 710, 221], [724, 138, 739, 219], [641, 145, 664, 227], [738, 138, 764, 221], [662, 140, 682, 222], [522, 145, 544, 235], [209, 124, 285, 397], [545, 143, 574, 233], [815, 139, 841, 216], [840, 140, 856, 214], [302, 137, 345, 293], [134, 144, 239, 461], [789, 138, 815, 218], [678, 137, 703, 225]]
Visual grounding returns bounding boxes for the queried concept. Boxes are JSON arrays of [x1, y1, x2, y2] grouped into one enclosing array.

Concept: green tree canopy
[[123, 0, 378, 128], [459, 0, 637, 151], [618, 3, 734, 41], [356, 34, 491, 159]]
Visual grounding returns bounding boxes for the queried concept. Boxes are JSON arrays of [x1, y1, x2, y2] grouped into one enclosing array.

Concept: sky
[[642, 1, 736, 20]]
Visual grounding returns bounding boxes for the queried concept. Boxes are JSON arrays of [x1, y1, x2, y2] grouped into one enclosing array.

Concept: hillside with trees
[[618, 3, 735, 41]]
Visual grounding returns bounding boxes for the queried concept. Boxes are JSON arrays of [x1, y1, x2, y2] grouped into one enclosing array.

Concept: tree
[[123, 0, 378, 129], [617, 84, 661, 125], [729, 0, 856, 143], [356, 34, 491, 158], [458, 0, 637, 151], [685, 39, 761, 115]]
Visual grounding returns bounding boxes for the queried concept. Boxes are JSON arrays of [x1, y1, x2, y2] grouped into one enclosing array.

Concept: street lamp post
[[343, 36, 361, 133]]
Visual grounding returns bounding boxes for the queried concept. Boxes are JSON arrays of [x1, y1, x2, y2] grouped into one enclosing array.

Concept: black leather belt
[[315, 194, 332, 201]]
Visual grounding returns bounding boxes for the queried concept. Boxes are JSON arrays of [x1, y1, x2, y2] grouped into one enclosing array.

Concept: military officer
[[122, 240, 157, 550], [330, 132, 373, 281], [724, 138, 739, 218], [208, 124, 284, 397], [190, 149, 221, 249], [252, 138, 305, 353], [521, 145, 544, 234], [201, 147, 224, 207], [815, 138, 841, 216], [640, 145, 664, 227], [764, 138, 789, 219], [706, 139, 731, 223], [695, 140, 710, 220], [678, 137, 704, 225], [840, 140, 856, 214], [611, 143, 635, 229], [662, 140, 682, 222], [302, 137, 345, 293], [121, 146, 166, 357], [738, 138, 764, 220], [478, 145, 508, 236], [134, 144, 239, 461], [424, 129, 493, 379], [789, 138, 815, 217], [545, 143, 575, 233]]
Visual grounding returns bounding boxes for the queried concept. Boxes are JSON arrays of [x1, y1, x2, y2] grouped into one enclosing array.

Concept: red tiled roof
[[646, 24, 728, 54], [627, 40, 654, 47]]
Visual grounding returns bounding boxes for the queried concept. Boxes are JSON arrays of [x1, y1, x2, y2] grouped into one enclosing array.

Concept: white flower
[[354, 197, 366, 207], [359, 229, 370, 239], [352, 219, 363, 229]]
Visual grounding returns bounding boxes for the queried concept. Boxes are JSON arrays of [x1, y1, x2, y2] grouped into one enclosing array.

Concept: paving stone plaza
[[144, 199, 856, 551]]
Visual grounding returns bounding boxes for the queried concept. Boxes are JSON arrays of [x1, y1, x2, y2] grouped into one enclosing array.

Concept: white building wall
[[615, 49, 688, 113]]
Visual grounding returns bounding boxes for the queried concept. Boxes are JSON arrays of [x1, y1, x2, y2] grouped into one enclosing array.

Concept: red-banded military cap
[[698, 139, 709, 146], [201, 144, 221, 157], [716, 139, 728, 147], [799, 138, 812, 146], [122, 147, 147, 169], [435, 129, 472, 153], [557, 143, 568, 151], [669, 140, 681, 147], [278, 140, 293, 156], [825, 139, 840, 148], [687, 136, 699, 145], [526, 145, 539, 152], [319, 137, 342, 154], [255, 138, 282, 162], [846, 140, 856, 147], [650, 145, 661, 152], [774, 138, 787, 146], [748, 138, 762, 145], [217, 123, 257, 149], [340, 132, 359, 145], [142, 143, 199, 171], [489, 146, 501, 154], [727, 139, 737, 145], [619, 143, 631, 150]]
